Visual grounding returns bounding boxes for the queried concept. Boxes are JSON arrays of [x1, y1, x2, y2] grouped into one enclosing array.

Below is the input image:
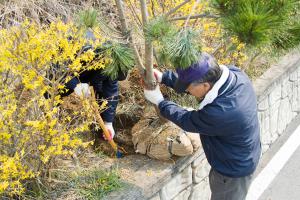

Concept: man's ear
[[203, 82, 211, 91]]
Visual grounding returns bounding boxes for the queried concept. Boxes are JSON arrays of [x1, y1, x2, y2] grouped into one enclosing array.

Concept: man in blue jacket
[[144, 52, 261, 200]]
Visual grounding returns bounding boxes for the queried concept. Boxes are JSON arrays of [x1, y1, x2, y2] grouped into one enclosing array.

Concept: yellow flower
[[0, 131, 11, 143], [0, 181, 9, 193], [237, 43, 246, 50], [232, 52, 239, 59], [230, 36, 239, 44]]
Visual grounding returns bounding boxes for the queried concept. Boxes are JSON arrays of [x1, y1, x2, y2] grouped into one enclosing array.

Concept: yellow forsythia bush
[[0, 21, 107, 197]]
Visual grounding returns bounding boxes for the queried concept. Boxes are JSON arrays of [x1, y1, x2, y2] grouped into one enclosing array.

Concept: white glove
[[74, 83, 91, 98], [144, 85, 164, 105], [153, 68, 163, 83], [104, 122, 115, 140]]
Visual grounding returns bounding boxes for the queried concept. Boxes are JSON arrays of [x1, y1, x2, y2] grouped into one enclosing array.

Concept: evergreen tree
[[79, 0, 300, 85]]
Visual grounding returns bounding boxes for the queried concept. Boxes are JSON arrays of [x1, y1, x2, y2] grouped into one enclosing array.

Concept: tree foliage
[[213, 0, 300, 48], [101, 42, 135, 80]]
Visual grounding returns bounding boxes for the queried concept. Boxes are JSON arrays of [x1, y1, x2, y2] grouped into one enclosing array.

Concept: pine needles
[[166, 29, 201, 69], [144, 17, 175, 43], [144, 17, 201, 69], [78, 8, 98, 29], [213, 0, 300, 48], [76, 9, 135, 80], [100, 43, 135, 80]]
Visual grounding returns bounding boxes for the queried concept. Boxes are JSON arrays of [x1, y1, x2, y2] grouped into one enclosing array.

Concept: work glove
[[153, 68, 163, 83], [104, 122, 115, 140], [144, 85, 164, 105], [74, 83, 91, 98]]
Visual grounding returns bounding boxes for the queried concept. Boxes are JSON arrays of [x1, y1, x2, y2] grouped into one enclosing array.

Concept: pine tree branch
[[170, 13, 219, 21], [140, 0, 156, 89], [165, 0, 192, 17], [114, 0, 145, 73]]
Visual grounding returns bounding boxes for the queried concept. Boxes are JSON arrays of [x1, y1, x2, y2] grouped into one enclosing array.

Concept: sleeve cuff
[[65, 77, 80, 90]]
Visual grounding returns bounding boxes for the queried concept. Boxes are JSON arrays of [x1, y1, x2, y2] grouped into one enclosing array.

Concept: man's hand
[[153, 68, 163, 83], [144, 85, 164, 105], [74, 83, 91, 98], [104, 122, 115, 140]]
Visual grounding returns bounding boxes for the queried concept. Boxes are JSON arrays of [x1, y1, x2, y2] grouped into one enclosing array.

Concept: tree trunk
[[139, 0, 156, 90]]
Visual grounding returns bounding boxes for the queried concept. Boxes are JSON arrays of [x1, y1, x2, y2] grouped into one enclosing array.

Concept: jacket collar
[[198, 65, 230, 110], [218, 68, 236, 97]]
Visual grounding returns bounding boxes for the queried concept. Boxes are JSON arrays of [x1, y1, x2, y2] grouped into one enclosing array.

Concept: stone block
[[160, 166, 193, 200], [288, 83, 294, 100], [291, 82, 299, 112], [281, 77, 290, 98], [271, 132, 279, 143], [269, 84, 281, 105], [278, 97, 291, 134], [150, 194, 161, 200], [258, 111, 271, 145], [257, 97, 269, 111], [269, 83, 281, 105], [292, 112, 297, 119], [190, 178, 211, 200], [253, 78, 271, 98], [298, 79, 300, 111], [262, 144, 270, 154], [258, 110, 270, 132], [172, 186, 192, 200], [290, 70, 298, 82], [261, 127, 271, 145], [269, 100, 280, 135], [191, 154, 206, 168], [192, 157, 210, 184]]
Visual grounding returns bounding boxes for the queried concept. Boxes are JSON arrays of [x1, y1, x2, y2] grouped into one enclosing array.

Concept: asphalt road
[[259, 145, 300, 200]]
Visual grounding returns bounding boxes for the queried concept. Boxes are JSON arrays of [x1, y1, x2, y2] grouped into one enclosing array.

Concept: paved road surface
[[259, 146, 300, 200]]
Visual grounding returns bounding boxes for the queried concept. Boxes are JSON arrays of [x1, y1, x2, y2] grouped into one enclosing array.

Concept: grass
[[244, 62, 270, 80], [242, 44, 300, 80], [70, 168, 123, 200], [20, 166, 122, 200]]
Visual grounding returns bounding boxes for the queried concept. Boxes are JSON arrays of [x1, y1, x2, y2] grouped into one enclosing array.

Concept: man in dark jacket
[[63, 68, 121, 139], [144, 52, 261, 200], [57, 31, 128, 140]]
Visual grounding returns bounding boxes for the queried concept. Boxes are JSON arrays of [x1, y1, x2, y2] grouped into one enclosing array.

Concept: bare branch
[[165, 0, 192, 17], [127, 0, 143, 27], [114, 0, 145, 73], [184, 0, 201, 29], [150, 0, 156, 17], [114, 0, 129, 34], [170, 13, 219, 21]]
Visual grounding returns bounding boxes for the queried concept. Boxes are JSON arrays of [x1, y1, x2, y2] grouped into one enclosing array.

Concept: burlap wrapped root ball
[[131, 116, 201, 160]]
